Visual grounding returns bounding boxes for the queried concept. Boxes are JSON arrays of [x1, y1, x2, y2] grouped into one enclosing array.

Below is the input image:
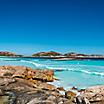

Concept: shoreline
[[0, 65, 77, 104], [1, 56, 104, 60], [0, 65, 104, 103]]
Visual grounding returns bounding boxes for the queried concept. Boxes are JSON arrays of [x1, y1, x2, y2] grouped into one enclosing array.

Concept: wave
[[67, 69, 104, 76], [0, 59, 20, 61], [19, 60, 104, 76], [0, 59, 104, 76], [20, 60, 47, 68]]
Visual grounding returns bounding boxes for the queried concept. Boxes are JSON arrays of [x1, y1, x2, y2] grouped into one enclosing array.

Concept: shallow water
[[0, 57, 104, 89]]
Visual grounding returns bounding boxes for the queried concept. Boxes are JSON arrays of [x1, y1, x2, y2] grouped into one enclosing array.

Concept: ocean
[[0, 57, 104, 89]]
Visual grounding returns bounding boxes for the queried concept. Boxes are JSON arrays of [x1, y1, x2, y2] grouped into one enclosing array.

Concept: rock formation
[[0, 51, 16, 56], [32, 51, 62, 57], [0, 66, 75, 104], [0, 65, 104, 104]]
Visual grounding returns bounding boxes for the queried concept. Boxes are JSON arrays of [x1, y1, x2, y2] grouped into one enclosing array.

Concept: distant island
[[32, 51, 104, 60], [32, 51, 62, 57], [0, 51, 22, 57], [0, 51, 104, 60]]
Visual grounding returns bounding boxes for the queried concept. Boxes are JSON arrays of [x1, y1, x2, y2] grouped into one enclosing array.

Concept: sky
[[0, 0, 104, 55]]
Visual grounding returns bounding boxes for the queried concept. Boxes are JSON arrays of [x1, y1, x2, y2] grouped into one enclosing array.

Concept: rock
[[71, 86, 78, 91], [32, 70, 54, 82], [38, 83, 57, 91], [32, 51, 62, 57], [0, 89, 3, 95], [0, 65, 54, 82], [47, 95, 56, 101], [0, 51, 16, 56], [0, 66, 15, 76], [75, 96, 90, 104], [0, 95, 9, 104], [15, 78, 38, 88], [78, 89, 85, 92], [0, 91, 16, 104], [12, 66, 28, 78], [57, 87, 66, 91], [65, 91, 76, 100], [80, 85, 104, 103], [27, 98, 55, 104], [4, 91, 16, 104], [0, 76, 16, 87], [0, 66, 74, 104], [5, 80, 36, 92]]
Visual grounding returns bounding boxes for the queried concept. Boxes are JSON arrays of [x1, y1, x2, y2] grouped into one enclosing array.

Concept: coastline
[[0, 54, 104, 104], [0, 65, 104, 104], [1, 56, 104, 60], [0, 65, 76, 104]]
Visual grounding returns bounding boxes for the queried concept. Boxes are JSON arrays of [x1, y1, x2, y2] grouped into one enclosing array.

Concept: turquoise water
[[0, 57, 104, 89]]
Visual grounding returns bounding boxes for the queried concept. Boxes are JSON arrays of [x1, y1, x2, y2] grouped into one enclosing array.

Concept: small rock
[[38, 83, 57, 91], [65, 91, 76, 100], [76, 96, 90, 104], [57, 87, 65, 91], [71, 86, 78, 91]]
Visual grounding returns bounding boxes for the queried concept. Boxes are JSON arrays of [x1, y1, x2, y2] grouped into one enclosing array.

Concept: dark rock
[[0, 91, 16, 104], [75, 96, 90, 104], [71, 86, 78, 91]]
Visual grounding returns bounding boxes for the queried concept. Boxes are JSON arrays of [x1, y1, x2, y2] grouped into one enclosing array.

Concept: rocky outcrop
[[1, 65, 104, 104], [76, 85, 104, 104], [0, 66, 75, 104], [0, 66, 54, 82], [0, 51, 16, 56], [64, 52, 87, 58], [32, 51, 62, 57]]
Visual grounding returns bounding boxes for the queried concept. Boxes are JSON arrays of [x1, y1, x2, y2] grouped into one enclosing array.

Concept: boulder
[[0, 66, 54, 82], [57, 87, 66, 91], [0, 91, 16, 104], [0, 66, 15, 76], [75, 96, 90, 104], [12, 66, 28, 78], [0, 66, 76, 104], [65, 91, 76, 100], [0, 76, 16, 87], [32, 70, 54, 82], [80, 85, 104, 103], [38, 83, 57, 91], [0, 89, 3, 95]]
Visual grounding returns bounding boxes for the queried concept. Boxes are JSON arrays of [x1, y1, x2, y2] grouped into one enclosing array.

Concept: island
[[0, 51, 23, 57]]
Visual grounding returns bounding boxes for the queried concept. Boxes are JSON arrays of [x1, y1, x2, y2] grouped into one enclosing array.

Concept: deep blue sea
[[0, 57, 104, 89]]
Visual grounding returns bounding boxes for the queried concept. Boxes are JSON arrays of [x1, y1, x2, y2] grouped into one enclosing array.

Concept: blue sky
[[0, 0, 104, 55]]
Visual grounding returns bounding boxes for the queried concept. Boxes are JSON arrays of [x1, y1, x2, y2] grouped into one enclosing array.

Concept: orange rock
[[57, 87, 65, 91], [38, 83, 56, 91], [65, 91, 76, 100], [12, 66, 28, 78], [15, 78, 37, 88]]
